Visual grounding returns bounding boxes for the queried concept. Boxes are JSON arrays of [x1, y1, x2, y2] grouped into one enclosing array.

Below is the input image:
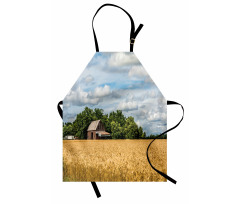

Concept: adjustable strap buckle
[[130, 24, 143, 51], [130, 38, 135, 45]]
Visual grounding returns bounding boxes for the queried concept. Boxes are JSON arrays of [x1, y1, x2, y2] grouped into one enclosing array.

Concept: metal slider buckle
[[130, 38, 135, 44]]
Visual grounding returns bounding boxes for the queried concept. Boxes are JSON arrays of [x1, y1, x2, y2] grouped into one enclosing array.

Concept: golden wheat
[[63, 139, 167, 182]]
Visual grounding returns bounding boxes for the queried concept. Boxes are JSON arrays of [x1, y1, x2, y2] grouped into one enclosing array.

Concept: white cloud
[[148, 90, 158, 98], [65, 87, 99, 106], [147, 111, 166, 122], [136, 120, 141, 127], [108, 53, 139, 67], [128, 65, 148, 78], [65, 85, 112, 107], [147, 112, 161, 121], [81, 75, 94, 84], [92, 85, 111, 97], [117, 101, 138, 111]]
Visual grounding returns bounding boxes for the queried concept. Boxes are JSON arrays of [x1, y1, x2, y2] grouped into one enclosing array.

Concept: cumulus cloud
[[65, 87, 99, 106], [128, 65, 148, 78], [135, 109, 147, 119], [63, 113, 77, 123], [81, 75, 94, 84], [148, 90, 159, 98], [117, 101, 138, 111], [147, 112, 161, 121], [108, 53, 139, 67], [92, 85, 111, 97], [65, 85, 113, 107], [142, 121, 167, 135], [128, 65, 155, 85], [147, 111, 166, 122]]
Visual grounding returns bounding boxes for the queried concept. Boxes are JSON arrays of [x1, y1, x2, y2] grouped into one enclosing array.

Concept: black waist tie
[[57, 101, 101, 198], [146, 100, 184, 184]]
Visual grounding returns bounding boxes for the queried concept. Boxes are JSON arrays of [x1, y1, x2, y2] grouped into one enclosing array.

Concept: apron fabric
[[57, 4, 184, 198]]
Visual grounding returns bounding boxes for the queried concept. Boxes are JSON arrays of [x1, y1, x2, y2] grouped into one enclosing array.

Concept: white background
[[0, 0, 240, 203]]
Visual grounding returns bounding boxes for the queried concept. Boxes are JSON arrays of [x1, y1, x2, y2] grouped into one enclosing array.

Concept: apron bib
[[57, 4, 184, 198]]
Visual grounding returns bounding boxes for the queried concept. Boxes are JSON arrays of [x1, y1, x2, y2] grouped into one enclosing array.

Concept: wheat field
[[63, 139, 167, 182]]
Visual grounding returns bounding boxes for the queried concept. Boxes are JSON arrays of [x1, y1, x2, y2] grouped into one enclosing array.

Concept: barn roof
[[87, 120, 101, 131]]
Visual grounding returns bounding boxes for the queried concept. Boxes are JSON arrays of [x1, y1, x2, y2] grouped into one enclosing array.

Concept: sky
[[63, 52, 167, 136]]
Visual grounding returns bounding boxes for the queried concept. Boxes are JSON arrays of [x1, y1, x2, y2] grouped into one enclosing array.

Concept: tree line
[[63, 107, 167, 139]]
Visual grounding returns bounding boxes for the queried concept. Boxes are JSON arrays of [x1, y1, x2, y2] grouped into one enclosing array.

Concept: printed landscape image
[[62, 52, 167, 181], [63, 139, 167, 182]]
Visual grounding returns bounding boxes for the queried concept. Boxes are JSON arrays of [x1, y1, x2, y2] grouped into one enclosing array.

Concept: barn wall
[[87, 132, 91, 139], [87, 131, 97, 139]]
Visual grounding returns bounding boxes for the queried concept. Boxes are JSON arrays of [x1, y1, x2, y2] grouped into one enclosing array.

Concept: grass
[[63, 139, 167, 182]]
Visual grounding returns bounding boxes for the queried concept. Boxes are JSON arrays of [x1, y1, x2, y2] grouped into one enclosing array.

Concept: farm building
[[87, 120, 111, 139], [64, 135, 75, 140]]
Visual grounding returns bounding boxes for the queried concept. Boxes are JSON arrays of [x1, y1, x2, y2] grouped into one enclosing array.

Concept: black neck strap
[[92, 3, 143, 52]]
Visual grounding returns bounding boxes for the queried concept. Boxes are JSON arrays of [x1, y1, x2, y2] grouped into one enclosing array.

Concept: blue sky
[[63, 52, 167, 136]]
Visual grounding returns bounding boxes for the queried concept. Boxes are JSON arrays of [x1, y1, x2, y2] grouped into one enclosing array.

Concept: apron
[[57, 3, 184, 198]]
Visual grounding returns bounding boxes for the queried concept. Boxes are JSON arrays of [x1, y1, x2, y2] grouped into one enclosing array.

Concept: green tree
[[110, 121, 123, 139], [68, 106, 153, 140], [101, 114, 110, 133], [138, 126, 144, 139], [72, 113, 83, 138], [159, 134, 167, 139], [94, 108, 104, 120], [115, 110, 126, 127], [123, 116, 139, 139], [142, 132, 146, 138], [148, 134, 156, 139], [109, 110, 125, 127], [72, 107, 95, 139], [63, 124, 73, 137], [64, 122, 72, 127]]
